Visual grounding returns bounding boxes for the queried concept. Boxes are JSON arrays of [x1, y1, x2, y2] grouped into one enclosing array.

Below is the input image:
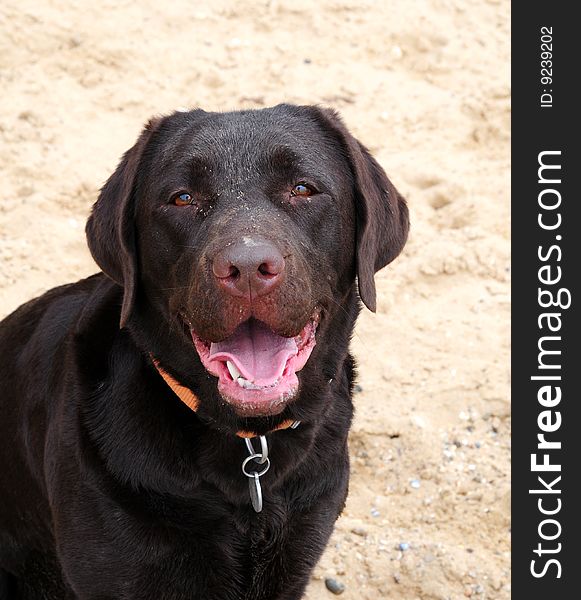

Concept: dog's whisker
[[309, 290, 370, 352]]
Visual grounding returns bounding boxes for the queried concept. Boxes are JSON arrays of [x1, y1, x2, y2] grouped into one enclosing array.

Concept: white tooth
[[226, 361, 241, 380], [237, 376, 247, 388]]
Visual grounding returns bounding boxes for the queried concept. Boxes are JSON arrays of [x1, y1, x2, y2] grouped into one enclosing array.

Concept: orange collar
[[152, 358, 298, 438]]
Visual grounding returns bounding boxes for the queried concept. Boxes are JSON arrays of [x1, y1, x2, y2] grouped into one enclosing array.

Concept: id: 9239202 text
[[540, 26, 553, 108]]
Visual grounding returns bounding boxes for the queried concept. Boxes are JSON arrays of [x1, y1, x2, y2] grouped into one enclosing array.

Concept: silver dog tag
[[249, 472, 263, 512]]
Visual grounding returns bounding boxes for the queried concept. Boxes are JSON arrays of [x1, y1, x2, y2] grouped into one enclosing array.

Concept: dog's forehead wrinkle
[[162, 110, 342, 180]]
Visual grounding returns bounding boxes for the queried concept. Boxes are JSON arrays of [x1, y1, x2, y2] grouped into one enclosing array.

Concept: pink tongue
[[209, 320, 298, 385]]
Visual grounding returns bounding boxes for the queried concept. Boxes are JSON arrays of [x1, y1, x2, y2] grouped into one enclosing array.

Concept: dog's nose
[[212, 238, 285, 299]]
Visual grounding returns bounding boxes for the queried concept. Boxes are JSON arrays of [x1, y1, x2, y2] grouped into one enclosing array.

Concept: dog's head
[[86, 105, 408, 430]]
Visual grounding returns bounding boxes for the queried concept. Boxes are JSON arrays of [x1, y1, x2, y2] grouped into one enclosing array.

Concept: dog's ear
[[309, 107, 409, 312], [86, 117, 162, 328]]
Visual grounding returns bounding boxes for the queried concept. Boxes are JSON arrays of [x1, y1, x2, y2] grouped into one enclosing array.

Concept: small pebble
[[410, 479, 421, 489], [353, 384, 364, 393], [371, 508, 380, 518], [398, 542, 410, 551], [17, 185, 35, 197], [325, 577, 345, 595], [411, 414, 427, 428], [227, 37, 242, 48]]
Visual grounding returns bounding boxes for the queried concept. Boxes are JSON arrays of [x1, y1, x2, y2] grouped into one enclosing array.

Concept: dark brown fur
[[0, 105, 408, 599]]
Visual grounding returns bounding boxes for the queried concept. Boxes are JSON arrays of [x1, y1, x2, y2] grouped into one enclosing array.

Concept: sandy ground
[[0, 1, 510, 598]]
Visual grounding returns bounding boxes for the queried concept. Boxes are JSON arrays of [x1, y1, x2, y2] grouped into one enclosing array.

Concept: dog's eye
[[173, 192, 194, 206], [290, 183, 315, 198]]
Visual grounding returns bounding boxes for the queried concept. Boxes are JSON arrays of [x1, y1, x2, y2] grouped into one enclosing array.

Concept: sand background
[[0, 1, 510, 598]]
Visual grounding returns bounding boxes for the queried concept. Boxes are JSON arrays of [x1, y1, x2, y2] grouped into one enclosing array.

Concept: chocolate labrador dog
[[0, 104, 408, 599]]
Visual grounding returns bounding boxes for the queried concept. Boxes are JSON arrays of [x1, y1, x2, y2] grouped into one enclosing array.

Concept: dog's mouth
[[191, 317, 318, 416]]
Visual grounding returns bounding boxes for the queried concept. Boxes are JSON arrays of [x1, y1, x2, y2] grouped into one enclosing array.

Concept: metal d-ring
[[242, 435, 270, 513], [241, 453, 271, 478], [244, 435, 268, 464], [240, 424, 301, 513]]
